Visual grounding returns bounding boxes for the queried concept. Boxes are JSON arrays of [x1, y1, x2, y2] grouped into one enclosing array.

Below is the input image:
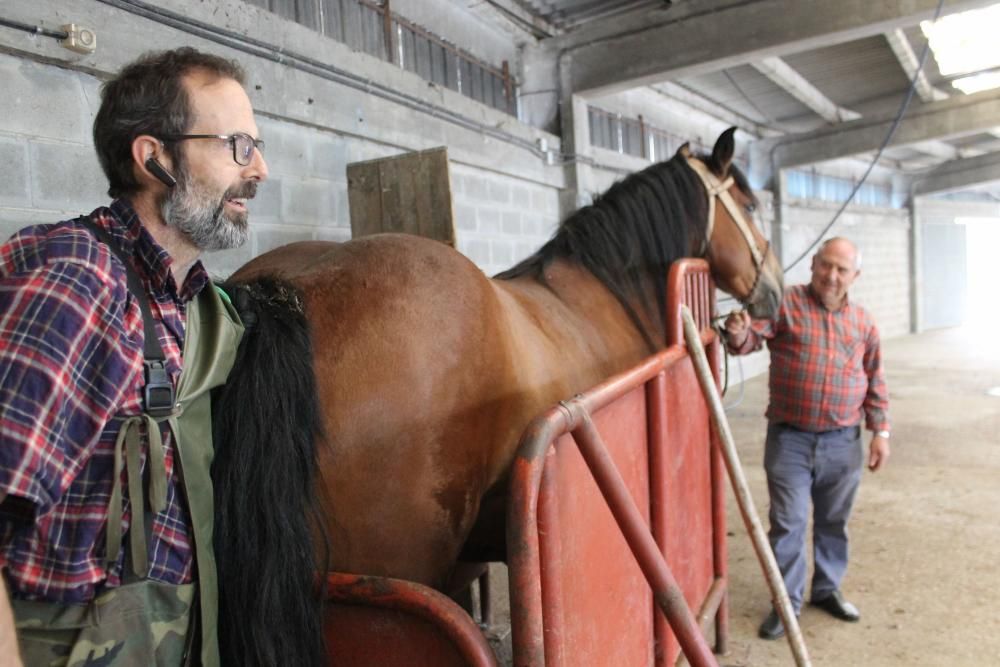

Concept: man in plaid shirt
[[0, 48, 268, 665], [724, 237, 891, 641]]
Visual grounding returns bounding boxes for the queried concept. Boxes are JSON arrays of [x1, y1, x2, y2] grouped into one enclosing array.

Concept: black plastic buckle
[[144, 360, 176, 418]]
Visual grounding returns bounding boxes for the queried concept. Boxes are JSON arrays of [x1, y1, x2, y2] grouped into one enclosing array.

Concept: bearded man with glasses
[[0, 47, 268, 667]]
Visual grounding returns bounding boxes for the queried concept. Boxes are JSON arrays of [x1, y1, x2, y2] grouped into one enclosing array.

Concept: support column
[[909, 196, 923, 333], [772, 168, 788, 270], [558, 52, 598, 214]]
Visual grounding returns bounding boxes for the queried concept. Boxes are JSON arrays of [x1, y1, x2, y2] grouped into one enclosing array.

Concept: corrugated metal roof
[[678, 65, 814, 127], [782, 36, 912, 109], [950, 132, 1000, 148]]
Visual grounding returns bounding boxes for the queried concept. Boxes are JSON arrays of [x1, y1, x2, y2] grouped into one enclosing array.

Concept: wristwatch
[[875, 430, 890, 439]]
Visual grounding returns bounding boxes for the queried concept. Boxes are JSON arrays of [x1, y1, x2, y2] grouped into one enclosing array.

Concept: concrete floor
[[720, 326, 1000, 666]]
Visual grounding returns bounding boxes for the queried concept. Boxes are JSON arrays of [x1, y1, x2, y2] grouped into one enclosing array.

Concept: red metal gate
[[321, 259, 725, 666], [323, 572, 499, 666], [507, 258, 725, 667]]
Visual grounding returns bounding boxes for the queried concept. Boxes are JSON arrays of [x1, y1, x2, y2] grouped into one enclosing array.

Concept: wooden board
[[347, 147, 456, 246]]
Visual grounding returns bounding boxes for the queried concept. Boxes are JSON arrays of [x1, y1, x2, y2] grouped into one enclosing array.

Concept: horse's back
[[229, 235, 651, 587], [237, 234, 517, 585]]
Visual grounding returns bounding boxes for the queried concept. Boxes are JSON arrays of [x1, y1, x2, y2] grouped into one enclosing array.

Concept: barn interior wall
[[912, 197, 1000, 332], [779, 199, 911, 339], [589, 87, 754, 163], [0, 0, 917, 337], [0, 0, 562, 279]]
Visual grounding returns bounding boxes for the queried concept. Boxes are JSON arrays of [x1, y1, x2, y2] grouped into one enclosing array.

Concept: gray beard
[[161, 173, 249, 252]]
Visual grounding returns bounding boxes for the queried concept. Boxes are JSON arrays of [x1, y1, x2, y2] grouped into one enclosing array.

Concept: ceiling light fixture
[[921, 4, 1000, 94]]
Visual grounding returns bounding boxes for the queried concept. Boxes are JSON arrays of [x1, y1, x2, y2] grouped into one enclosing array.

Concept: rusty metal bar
[[538, 459, 566, 667], [639, 115, 648, 160], [382, 0, 395, 65], [501, 60, 514, 115], [667, 258, 712, 346], [647, 370, 671, 666], [707, 336, 729, 655], [509, 415, 569, 667], [509, 344, 700, 667], [510, 257, 722, 667], [569, 409, 718, 667], [681, 307, 811, 667], [324, 572, 498, 666], [694, 577, 727, 635], [674, 577, 727, 667]]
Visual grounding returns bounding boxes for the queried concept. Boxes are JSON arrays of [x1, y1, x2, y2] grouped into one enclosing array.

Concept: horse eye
[[745, 203, 757, 214]]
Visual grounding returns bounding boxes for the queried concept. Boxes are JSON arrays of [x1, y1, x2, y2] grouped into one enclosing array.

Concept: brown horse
[[211, 127, 782, 665]]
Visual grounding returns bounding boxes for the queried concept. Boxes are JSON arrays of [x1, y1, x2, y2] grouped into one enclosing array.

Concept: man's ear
[[132, 135, 175, 188]]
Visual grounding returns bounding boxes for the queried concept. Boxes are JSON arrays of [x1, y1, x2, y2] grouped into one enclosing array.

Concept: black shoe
[[810, 590, 860, 622], [757, 610, 786, 640]]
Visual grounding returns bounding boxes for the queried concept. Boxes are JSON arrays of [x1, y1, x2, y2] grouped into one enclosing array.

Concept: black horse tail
[[212, 277, 327, 667]]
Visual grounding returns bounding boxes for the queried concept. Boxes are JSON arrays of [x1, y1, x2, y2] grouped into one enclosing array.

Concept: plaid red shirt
[[729, 284, 890, 433], [0, 199, 209, 603]]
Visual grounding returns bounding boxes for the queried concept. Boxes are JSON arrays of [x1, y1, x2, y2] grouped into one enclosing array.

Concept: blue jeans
[[764, 422, 863, 612]]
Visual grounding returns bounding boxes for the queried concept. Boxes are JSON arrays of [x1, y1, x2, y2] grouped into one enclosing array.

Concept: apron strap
[[105, 414, 168, 578]]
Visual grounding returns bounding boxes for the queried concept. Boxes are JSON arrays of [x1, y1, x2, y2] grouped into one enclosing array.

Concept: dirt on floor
[[720, 325, 1000, 666]]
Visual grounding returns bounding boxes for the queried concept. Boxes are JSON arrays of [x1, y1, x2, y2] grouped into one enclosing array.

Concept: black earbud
[[145, 157, 177, 188]]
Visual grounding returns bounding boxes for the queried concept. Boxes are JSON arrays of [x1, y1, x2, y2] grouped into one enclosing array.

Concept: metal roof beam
[[651, 82, 776, 138], [750, 56, 861, 124], [910, 150, 1000, 196], [912, 140, 961, 160], [562, 0, 996, 96], [883, 29, 949, 103], [750, 87, 1000, 186]]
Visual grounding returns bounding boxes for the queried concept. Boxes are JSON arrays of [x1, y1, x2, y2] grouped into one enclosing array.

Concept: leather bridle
[[685, 155, 770, 306]]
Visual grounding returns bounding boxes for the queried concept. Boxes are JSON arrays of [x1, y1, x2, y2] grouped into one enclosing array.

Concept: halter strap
[[684, 157, 764, 267]]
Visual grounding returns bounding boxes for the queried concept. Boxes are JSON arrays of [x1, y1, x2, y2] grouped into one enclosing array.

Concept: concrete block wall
[[780, 199, 911, 338], [0, 0, 564, 281], [451, 164, 561, 277], [0, 54, 107, 243], [0, 0, 918, 349]]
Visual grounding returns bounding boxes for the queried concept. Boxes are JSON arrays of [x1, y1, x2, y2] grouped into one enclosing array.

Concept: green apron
[[13, 284, 243, 667]]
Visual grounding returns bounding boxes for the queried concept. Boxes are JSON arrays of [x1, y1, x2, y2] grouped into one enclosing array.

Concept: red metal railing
[[323, 572, 498, 666], [507, 258, 725, 667]]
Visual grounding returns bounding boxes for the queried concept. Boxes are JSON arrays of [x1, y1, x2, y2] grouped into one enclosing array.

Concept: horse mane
[[496, 152, 752, 350], [212, 277, 327, 667]]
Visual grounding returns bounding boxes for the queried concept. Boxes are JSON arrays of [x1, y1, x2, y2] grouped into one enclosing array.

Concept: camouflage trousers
[[13, 580, 194, 667]]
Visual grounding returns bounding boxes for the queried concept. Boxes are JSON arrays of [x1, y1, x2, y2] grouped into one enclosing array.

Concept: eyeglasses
[[160, 132, 265, 166]]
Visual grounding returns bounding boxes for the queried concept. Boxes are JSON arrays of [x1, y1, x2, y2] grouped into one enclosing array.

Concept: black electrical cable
[[780, 0, 947, 273], [0, 17, 68, 40]]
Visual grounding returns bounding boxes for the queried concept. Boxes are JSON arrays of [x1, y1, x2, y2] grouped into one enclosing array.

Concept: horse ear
[[710, 127, 737, 175], [677, 142, 692, 159]]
